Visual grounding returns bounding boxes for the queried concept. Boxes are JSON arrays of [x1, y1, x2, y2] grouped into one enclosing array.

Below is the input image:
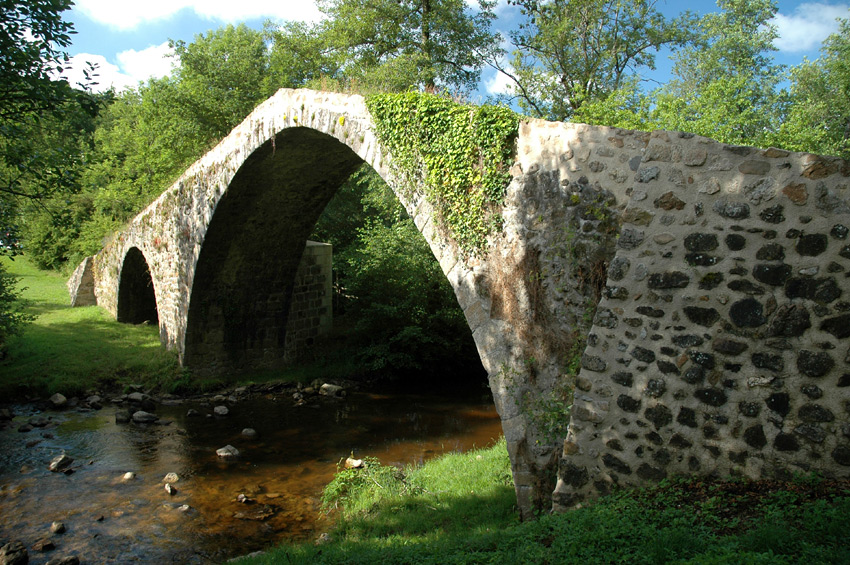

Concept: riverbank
[[0, 257, 367, 400], [235, 439, 850, 564]]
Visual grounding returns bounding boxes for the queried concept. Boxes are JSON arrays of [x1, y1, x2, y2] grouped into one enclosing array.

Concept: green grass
[[0, 256, 186, 398], [0, 257, 368, 399], [236, 439, 850, 564]]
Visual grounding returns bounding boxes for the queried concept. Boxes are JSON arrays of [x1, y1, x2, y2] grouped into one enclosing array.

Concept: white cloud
[[484, 68, 515, 95], [55, 43, 175, 93], [116, 43, 176, 83], [772, 3, 849, 52], [74, 0, 322, 30]]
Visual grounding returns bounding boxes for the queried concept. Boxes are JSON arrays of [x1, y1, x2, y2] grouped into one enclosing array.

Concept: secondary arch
[[117, 247, 158, 325]]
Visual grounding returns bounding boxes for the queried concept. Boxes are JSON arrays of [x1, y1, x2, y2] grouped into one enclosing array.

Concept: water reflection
[[0, 389, 501, 563]]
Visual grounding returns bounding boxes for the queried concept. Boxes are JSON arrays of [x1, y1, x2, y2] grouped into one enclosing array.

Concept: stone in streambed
[[0, 541, 28, 565], [131, 411, 158, 424], [48, 454, 74, 472], [50, 521, 66, 534], [241, 428, 258, 439], [319, 384, 345, 398], [32, 538, 55, 552], [49, 393, 67, 409], [213, 405, 229, 417], [115, 410, 131, 424], [45, 557, 80, 565], [216, 445, 239, 458]]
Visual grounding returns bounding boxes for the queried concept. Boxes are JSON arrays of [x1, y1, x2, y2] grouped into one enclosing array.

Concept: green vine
[[365, 93, 520, 254]]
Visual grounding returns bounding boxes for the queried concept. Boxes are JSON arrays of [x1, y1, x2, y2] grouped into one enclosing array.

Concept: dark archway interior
[[183, 127, 363, 371], [117, 247, 159, 325]]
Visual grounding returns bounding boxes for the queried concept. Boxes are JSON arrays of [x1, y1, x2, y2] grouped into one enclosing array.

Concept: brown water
[[0, 386, 502, 563]]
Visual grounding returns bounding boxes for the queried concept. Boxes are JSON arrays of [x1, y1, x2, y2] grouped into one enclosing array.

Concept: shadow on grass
[[244, 478, 850, 565], [254, 486, 520, 564]]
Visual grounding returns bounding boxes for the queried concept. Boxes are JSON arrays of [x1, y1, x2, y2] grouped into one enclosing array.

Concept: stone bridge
[[70, 88, 850, 518]]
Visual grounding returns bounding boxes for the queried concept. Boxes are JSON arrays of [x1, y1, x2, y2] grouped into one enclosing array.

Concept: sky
[[58, 0, 850, 100]]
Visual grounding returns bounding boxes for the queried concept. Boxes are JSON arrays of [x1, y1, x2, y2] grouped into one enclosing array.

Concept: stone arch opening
[[183, 125, 486, 386], [180, 127, 356, 372], [117, 247, 158, 325]]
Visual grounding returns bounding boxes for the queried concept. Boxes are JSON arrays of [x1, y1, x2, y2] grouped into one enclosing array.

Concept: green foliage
[[318, 438, 515, 538], [503, 0, 695, 121], [170, 24, 272, 139], [0, 260, 33, 360], [1, 0, 102, 257], [315, 0, 500, 94], [651, 0, 786, 147], [772, 18, 850, 159], [0, 0, 76, 121], [322, 457, 413, 512], [572, 79, 656, 130], [310, 166, 481, 378], [366, 92, 519, 253]]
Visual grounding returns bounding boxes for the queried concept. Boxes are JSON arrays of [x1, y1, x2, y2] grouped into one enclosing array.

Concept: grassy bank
[[0, 256, 189, 398], [238, 439, 850, 564]]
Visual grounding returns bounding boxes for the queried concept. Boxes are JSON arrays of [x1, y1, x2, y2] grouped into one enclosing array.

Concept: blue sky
[[59, 0, 850, 100]]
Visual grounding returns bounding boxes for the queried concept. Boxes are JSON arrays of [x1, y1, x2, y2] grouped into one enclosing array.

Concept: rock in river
[[48, 454, 74, 473], [241, 428, 258, 439], [132, 411, 158, 424], [45, 556, 80, 565], [32, 538, 55, 552], [213, 405, 229, 417], [49, 393, 67, 409], [216, 445, 239, 458], [50, 521, 66, 534], [319, 384, 344, 398], [0, 540, 28, 565]]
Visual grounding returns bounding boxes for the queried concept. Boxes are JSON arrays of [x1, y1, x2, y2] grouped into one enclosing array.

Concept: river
[[0, 382, 502, 563]]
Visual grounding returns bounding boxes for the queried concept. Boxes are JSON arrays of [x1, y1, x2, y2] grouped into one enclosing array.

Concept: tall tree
[[773, 18, 850, 159], [0, 0, 87, 351], [315, 0, 501, 93], [1, 0, 98, 255], [502, 0, 693, 121], [264, 20, 342, 92], [651, 0, 785, 146], [170, 24, 270, 141]]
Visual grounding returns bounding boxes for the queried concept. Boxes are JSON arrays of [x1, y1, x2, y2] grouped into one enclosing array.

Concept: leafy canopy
[[773, 18, 850, 159], [315, 0, 501, 94], [502, 0, 694, 121]]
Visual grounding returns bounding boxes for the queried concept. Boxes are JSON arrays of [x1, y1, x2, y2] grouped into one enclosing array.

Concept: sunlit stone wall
[[553, 132, 850, 510]]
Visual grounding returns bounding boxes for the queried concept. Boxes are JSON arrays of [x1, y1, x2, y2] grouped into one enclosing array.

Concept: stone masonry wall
[[553, 131, 850, 510], [283, 241, 333, 362]]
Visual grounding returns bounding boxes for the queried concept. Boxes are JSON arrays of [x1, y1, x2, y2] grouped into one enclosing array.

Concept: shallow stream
[[0, 384, 502, 563]]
